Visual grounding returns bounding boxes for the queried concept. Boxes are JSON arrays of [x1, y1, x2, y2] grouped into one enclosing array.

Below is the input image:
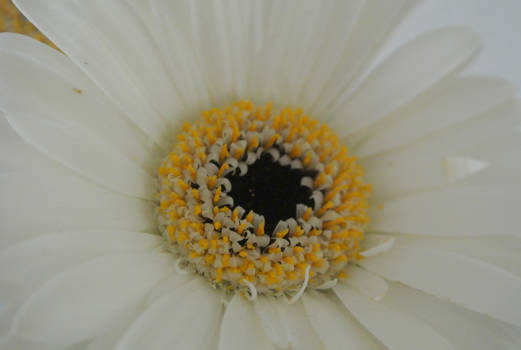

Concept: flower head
[[157, 101, 371, 297], [1, 1, 520, 350]]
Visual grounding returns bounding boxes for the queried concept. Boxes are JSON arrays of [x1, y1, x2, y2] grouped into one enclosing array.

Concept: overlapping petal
[[11, 253, 174, 346], [360, 237, 521, 327]]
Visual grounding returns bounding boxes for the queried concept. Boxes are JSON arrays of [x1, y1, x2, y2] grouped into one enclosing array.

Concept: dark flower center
[[226, 153, 316, 236]]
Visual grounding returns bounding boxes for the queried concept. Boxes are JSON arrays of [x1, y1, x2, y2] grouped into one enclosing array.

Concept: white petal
[[142, 272, 195, 305], [310, 0, 418, 116], [0, 334, 60, 350], [329, 27, 481, 136], [113, 278, 222, 350], [0, 230, 161, 334], [0, 167, 154, 233], [85, 292, 175, 350], [461, 132, 521, 169], [253, 296, 324, 349], [334, 285, 455, 350], [0, 230, 161, 297], [301, 292, 384, 350], [218, 293, 275, 350], [457, 133, 521, 189], [292, 0, 365, 110], [252, 0, 365, 109], [383, 235, 521, 279], [241, 0, 273, 101], [359, 233, 395, 257], [185, 0, 239, 104], [225, 0, 256, 100], [370, 186, 521, 237], [442, 156, 489, 183], [342, 265, 388, 301], [284, 0, 366, 107], [384, 282, 521, 350], [0, 33, 157, 172], [273, 300, 325, 350], [355, 76, 515, 157], [361, 100, 521, 202], [253, 296, 289, 348], [462, 165, 521, 193], [126, 0, 162, 42], [6, 113, 154, 199], [0, 112, 50, 173], [85, 323, 131, 350], [249, 0, 298, 105], [150, 0, 211, 111], [11, 253, 174, 346], [360, 239, 521, 327], [0, 231, 42, 248], [14, 0, 181, 147]]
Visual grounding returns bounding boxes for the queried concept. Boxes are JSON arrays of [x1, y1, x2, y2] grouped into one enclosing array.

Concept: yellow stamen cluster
[[157, 101, 371, 296]]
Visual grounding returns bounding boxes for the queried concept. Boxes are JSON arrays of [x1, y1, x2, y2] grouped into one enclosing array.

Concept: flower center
[[226, 153, 316, 237], [156, 101, 371, 298]]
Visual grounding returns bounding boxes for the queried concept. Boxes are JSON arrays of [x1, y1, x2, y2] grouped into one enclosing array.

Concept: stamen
[[242, 279, 258, 301], [287, 265, 311, 304]]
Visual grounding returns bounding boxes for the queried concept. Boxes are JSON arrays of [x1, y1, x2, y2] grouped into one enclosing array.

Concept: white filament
[[242, 279, 258, 301], [287, 265, 311, 304]]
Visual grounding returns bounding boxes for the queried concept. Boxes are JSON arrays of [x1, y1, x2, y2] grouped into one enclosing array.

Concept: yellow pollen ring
[[156, 100, 371, 297]]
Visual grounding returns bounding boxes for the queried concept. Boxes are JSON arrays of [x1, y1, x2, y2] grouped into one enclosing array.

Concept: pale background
[[378, 0, 521, 95]]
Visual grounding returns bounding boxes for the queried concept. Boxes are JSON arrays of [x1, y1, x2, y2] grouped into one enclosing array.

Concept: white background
[[378, 0, 521, 95]]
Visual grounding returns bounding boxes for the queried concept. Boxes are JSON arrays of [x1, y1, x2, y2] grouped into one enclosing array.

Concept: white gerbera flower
[[1, 1, 521, 349]]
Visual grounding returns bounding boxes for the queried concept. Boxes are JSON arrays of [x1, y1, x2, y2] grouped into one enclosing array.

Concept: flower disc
[[157, 101, 371, 297]]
